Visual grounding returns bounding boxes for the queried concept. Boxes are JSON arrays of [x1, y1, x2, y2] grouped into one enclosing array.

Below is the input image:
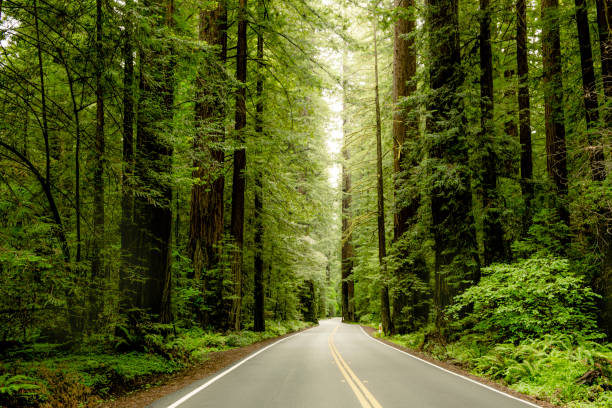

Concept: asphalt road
[[149, 318, 539, 408]]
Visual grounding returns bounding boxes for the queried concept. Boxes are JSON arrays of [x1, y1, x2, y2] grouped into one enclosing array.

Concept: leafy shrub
[[448, 258, 601, 342], [0, 374, 41, 406]]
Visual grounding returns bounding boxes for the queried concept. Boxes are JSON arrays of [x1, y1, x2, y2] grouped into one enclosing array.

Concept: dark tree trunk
[[373, 18, 393, 335], [479, 0, 508, 265], [132, 0, 175, 323], [189, 0, 227, 329], [341, 53, 355, 323], [391, 0, 428, 333], [120, 0, 135, 316], [542, 0, 570, 227], [594, 0, 612, 339], [516, 0, 534, 233], [596, 0, 612, 102], [90, 0, 105, 324], [32, 0, 70, 262], [575, 0, 606, 181], [516, 0, 534, 232], [253, 1, 265, 333], [426, 0, 480, 330], [230, 0, 248, 331]]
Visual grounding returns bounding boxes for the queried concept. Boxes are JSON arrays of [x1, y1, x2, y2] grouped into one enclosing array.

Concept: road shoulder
[[359, 325, 558, 408], [98, 326, 315, 408]]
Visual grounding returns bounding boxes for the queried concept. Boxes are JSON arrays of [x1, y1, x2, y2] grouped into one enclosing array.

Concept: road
[[149, 318, 538, 408]]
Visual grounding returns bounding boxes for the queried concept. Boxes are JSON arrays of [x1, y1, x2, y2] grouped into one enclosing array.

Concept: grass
[[0, 319, 313, 407]]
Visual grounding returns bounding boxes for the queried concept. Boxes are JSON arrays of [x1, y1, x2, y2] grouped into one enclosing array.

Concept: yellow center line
[[329, 326, 383, 408]]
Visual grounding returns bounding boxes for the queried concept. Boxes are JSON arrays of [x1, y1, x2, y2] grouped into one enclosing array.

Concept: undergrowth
[[0, 320, 312, 407], [380, 258, 612, 408]]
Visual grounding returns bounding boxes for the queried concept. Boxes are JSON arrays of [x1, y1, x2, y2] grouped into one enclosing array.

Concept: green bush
[[448, 258, 601, 342]]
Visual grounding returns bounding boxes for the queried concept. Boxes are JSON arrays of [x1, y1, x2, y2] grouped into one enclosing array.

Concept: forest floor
[[0, 321, 314, 408], [99, 326, 315, 408], [360, 326, 557, 408]]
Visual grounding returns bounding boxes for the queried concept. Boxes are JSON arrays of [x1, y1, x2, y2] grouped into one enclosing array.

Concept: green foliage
[[448, 258, 601, 342], [0, 374, 40, 398], [0, 319, 313, 406], [512, 209, 570, 258]]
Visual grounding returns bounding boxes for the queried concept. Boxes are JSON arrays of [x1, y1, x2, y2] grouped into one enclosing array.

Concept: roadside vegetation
[[374, 257, 612, 408], [0, 320, 311, 407]]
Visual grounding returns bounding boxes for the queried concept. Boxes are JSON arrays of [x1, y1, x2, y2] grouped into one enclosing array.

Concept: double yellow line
[[328, 326, 383, 408]]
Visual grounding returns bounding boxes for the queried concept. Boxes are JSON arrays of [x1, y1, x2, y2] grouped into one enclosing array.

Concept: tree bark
[[391, 0, 428, 333], [596, 0, 612, 102], [341, 51, 355, 323], [90, 0, 105, 324], [253, 0, 266, 333], [120, 0, 135, 316], [132, 0, 175, 323], [372, 14, 393, 335], [575, 0, 606, 181], [479, 0, 508, 265], [189, 0, 227, 328], [542, 0, 569, 227], [426, 0, 480, 331], [229, 0, 248, 331], [516, 0, 534, 232]]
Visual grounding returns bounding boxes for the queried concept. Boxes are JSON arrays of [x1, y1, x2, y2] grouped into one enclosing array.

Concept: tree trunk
[[132, 0, 175, 323], [593, 0, 612, 339], [575, 0, 606, 181], [426, 0, 479, 331], [229, 0, 248, 331], [253, 0, 266, 333], [120, 0, 135, 316], [189, 0, 227, 328], [373, 15, 393, 335], [90, 0, 105, 325], [542, 0, 570, 227], [391, 0, 428, 333], [341, 51, 355, 323], [596, 0, 612, 103], [479, 0, 508, 265], [33, 0, 70, 262], [517, 0, 534, 232]]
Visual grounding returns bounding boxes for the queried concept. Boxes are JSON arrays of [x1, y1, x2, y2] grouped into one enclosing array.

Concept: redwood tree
[[229, 0, 248, 331], [189, 1, 228, 328]]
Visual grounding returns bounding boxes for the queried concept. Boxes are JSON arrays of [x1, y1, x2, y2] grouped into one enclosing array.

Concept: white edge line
[[165, 328, 312, 408], [358, 326, 541, 408]]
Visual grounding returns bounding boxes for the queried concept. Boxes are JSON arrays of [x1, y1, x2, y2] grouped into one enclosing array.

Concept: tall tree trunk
[[391, 0, 428, 333], [373, 14, 393, 335], [33, 0, 69, 261], [341, 52, 355, 323], [120, 0, 135, 316], [596, 0, 612, 103], [426, 0, 480, 331], [132, 0, 175, 323], [479, 0, 507, 265], [90, 0, 105, 325], [189, 0, 227, 328], [594, 0, 612, 339], [542, 0, 570, 227], [230, 0, 248, 331], [253, 0, 266, 333], [574, 0, 606, 181], [516, 0, 534, 232]]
